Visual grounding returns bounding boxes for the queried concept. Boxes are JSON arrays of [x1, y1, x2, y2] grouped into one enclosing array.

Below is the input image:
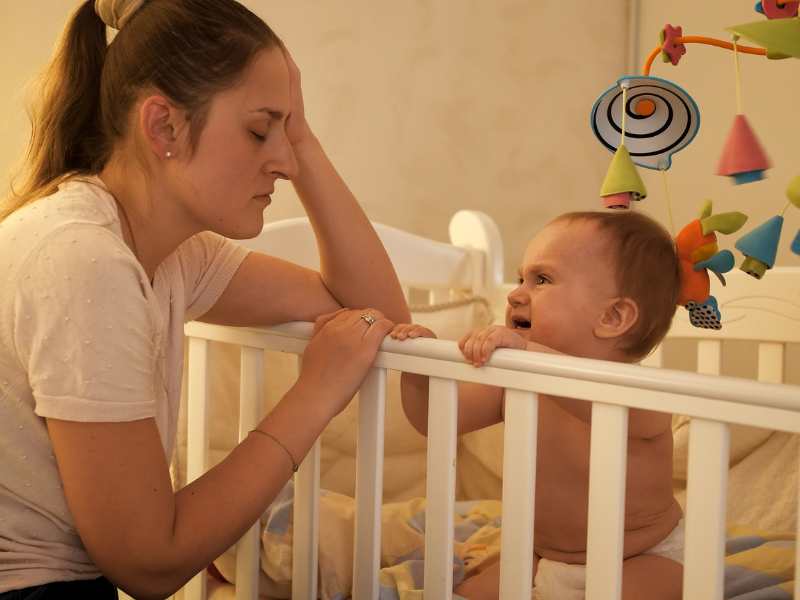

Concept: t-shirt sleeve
[[14, 225, 158, 422], [177, 231, 250, 322]]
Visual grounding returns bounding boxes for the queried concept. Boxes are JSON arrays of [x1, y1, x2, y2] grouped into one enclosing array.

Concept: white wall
[[0, 1, 629, 280]]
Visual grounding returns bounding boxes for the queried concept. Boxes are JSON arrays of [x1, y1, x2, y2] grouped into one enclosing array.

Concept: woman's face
[[169, 46, 298, 239]]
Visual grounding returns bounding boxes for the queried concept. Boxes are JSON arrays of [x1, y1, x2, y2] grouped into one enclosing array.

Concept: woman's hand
[[280, 43, 314, 148], [296, 308, 394, 417], [390, 323, 437, 340], [458, 325, 527, 367]]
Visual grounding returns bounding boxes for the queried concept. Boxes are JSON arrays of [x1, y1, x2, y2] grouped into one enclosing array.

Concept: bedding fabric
[[210, 483, 796, 600]]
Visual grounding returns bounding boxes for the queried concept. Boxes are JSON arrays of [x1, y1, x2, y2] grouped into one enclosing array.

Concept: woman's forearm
[[147, 382, 330, 596], [291, 136, 410, 324]]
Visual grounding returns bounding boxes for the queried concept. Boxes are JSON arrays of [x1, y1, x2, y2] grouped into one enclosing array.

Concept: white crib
[[174, 211, 800, 600]]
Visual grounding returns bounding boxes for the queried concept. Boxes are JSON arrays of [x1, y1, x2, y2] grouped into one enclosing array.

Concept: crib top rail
[[184, 320, 800, 434]]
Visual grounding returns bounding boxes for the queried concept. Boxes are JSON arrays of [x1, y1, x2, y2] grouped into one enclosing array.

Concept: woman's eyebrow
[[250, 107, 285, 119]]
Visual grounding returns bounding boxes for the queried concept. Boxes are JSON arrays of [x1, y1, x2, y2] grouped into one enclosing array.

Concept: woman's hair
[[553, 210, 681, 360], [1, 0, 280, 221]]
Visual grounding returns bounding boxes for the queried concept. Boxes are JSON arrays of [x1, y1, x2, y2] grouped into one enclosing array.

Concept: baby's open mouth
[[511, 318, 531, 330]]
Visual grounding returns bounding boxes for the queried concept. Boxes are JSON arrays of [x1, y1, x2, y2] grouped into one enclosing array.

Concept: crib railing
[[181, 321, 800, 600]]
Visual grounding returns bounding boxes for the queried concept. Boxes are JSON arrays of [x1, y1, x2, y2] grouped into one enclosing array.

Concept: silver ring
[[360, 313, 376, 326]]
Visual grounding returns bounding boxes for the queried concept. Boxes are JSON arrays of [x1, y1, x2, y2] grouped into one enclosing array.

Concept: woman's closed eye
[[250, 130, 267, 142]]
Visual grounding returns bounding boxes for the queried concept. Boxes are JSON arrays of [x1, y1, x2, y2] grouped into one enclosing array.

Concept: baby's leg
[[622, 554, 682, 600], [453, 554, 538, 600]]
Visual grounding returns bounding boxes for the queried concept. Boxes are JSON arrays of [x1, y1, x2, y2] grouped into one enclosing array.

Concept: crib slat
[[236, 347, 264, 600], [697, 340, 722, 375], [353, 368, 387, 600], [293, 355, 320, 600], [640, 344, 663, 368], [757, 342, 784, 383], [424, 377, 458, 599], [499, 389, 538, 600], [185, 337, 210, 600], [585, 403, 629, 600], [683, 419, 729, 600]]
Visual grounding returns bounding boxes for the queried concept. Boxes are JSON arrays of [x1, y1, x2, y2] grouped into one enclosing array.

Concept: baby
[[392, 211, 684, 600]]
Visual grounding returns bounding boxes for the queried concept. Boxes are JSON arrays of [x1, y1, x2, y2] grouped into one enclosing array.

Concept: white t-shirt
[[0, 177, 250, 591]]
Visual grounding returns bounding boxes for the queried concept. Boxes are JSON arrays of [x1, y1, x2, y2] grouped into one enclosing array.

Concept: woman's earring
[[165, 151, 173, 159]]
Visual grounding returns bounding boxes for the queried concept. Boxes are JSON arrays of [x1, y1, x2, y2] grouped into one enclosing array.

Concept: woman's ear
[[594, 296, 639, 340], [138, 95, 184, 160]]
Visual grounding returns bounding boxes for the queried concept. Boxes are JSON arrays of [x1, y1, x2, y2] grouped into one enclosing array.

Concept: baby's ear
[[594, 297, 639, 340]]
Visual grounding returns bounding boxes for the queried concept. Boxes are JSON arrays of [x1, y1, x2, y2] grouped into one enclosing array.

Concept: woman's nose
[[264, 130, 299, 180]]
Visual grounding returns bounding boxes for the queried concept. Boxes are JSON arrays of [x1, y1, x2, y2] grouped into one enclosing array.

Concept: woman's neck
[[98, 157, 201, 281]]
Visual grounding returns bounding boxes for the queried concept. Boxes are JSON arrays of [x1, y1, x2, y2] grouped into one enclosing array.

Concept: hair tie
[[94, 0, 146, 30]]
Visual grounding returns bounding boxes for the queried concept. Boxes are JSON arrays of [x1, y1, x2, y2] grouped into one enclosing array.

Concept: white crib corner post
[[185, 337, 210, 600], [292, 355, 321, 600], [499, 389, 538, 600], [236, 346, 265, 600], [352, 367, 387, 599], [424, 377, 459, 599], [585, 402, 629, 600], [683, 418, 729, 600]]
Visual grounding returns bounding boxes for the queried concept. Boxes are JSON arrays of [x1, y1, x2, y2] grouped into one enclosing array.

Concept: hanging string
[[661, 168, 676, 235], [732, 34, 743, 114], [620, 84, 628, 145], [781, 200, 792, 216]]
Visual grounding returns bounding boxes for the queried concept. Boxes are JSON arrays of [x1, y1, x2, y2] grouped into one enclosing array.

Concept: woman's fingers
[[363, 317, 395, 347], [390, 324, 435, 340], [313, 307, 348, 334]]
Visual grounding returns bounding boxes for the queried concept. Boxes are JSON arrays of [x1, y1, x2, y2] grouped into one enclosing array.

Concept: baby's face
[[506, 220, 620, 358]]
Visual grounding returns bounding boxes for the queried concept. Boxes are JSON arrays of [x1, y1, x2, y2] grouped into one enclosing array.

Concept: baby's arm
[[391, 324, 504, 436], [458, 326, 671, 439]]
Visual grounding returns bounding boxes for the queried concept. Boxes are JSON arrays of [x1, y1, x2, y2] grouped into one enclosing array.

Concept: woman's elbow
[[113, 566, 189, 600], [98, 549, 192, 600]]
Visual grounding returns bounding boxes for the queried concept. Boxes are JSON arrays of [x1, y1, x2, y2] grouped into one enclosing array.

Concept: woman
[[0, 1, 410, 598]]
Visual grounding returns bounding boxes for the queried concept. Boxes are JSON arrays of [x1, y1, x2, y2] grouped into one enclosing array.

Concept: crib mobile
[[590, 1, 800, 330]]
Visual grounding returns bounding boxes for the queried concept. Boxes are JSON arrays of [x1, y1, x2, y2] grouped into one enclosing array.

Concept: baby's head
[[507, 211, 680, 362]]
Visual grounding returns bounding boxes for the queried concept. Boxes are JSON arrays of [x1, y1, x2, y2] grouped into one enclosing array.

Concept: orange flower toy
[[675, 200, 748, 328]]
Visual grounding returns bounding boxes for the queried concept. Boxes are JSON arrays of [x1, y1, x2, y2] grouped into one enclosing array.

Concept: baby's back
[[533, 394, 681, 564]]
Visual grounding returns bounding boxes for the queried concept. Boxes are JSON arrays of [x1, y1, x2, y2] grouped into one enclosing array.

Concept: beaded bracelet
[[250, 429, 299, 472]]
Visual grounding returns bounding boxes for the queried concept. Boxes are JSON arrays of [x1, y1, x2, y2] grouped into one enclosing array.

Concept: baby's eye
[[535, 275, 550, 285], [517, 276, 524, 285]]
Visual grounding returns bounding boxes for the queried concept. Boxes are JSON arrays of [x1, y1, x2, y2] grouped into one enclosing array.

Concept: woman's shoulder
[[0, 177, 134, 284], [26, 176, 118, 225]]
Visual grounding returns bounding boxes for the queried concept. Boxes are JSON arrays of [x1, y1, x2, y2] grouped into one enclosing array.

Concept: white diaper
[[531, 519, 685, 600], [643, 518, 685, 565]]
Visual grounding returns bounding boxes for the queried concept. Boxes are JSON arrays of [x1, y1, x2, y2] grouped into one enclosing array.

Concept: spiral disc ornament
[[590, 75, 701, 171]]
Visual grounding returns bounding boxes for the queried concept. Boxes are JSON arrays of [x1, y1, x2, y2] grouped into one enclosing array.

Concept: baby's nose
[[507, 288, 528, 306]]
